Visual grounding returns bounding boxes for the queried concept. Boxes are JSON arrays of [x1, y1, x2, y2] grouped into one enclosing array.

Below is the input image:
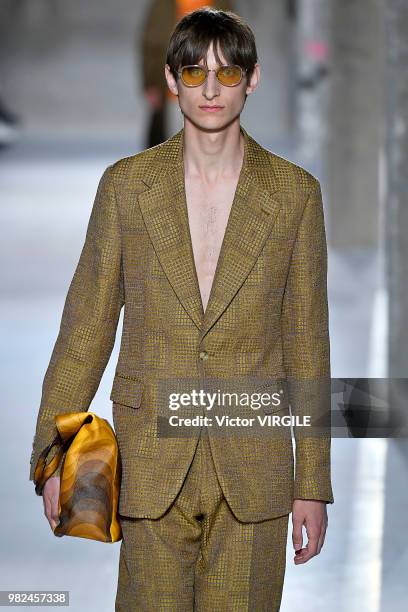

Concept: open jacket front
[[29, 126, 334, 521]]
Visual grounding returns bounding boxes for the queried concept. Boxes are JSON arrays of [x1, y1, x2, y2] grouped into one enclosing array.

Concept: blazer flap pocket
[[257, 379, 289, 413], [110, 373, 144, 409]]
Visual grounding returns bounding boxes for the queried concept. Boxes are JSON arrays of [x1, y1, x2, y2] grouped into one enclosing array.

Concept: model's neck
[[182, 120, 245, 183]]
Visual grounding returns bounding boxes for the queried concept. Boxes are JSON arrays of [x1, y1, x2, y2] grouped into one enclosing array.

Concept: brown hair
[[166, 7, 258, 83]]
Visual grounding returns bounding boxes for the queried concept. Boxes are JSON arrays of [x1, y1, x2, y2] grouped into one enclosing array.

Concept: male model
[[30, 8, 334, 611]]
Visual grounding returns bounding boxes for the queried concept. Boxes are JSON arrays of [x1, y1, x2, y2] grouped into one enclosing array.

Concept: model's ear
[[246, 62, 261, 95], [165, 64, 179, 96]]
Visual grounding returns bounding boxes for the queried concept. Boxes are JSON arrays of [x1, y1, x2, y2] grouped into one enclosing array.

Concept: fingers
[[294, 516, 328, 564], [50, 492, 61, 529], [294, 533, 320, 564], [42, 480, 61, 533], [316, 512, 328, 554], [43, 494, 57, 531], [317, 525, 326, 554], [292, 514, 304, 554]]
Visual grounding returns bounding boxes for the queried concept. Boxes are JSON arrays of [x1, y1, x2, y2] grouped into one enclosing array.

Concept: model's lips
[[199, 105, 224, 112]]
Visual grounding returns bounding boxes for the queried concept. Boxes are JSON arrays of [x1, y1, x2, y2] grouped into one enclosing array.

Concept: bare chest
[[185, 176, 240, 314]]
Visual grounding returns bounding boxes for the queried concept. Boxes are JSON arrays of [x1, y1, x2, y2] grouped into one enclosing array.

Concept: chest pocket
[[256, 378, 289, 414]]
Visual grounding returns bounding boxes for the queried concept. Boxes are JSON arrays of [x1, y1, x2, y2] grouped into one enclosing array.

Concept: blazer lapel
[[137, 130, 204, 330], [200, 129, 287, 339], [137, 126, 288, 337]]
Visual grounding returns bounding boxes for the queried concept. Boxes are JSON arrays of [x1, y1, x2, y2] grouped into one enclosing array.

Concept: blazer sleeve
[[29, 165, 124, 486], [281, 178, 334, 504]]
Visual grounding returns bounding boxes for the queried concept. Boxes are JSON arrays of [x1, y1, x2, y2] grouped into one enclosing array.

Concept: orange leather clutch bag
[[33, 412, 122, 543]]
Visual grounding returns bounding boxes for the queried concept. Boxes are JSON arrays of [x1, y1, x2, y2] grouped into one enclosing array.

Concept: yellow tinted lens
[[181, 66, 206, 86], [217, 65, 242, 86]]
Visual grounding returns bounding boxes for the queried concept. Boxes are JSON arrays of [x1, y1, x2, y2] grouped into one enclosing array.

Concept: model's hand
[[291, 499, 328, 564], [42, 476, 60, 532]]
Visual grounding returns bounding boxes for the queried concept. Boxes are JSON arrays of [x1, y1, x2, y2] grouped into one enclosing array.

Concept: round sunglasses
[[177, 64, 247, 87]]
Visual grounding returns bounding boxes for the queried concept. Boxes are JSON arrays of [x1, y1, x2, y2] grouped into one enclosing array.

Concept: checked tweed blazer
[[29, 125, 334, 521]]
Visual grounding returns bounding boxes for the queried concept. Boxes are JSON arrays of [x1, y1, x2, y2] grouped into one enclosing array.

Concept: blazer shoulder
[[253, 138, 320, 193], [107, 143, 162, 184]]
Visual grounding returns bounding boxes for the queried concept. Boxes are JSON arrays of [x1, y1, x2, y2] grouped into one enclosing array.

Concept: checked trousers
[[115, 427, 289, 611]]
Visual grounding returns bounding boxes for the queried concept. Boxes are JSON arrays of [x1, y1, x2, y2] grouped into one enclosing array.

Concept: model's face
[[165, 41, 260, 131]]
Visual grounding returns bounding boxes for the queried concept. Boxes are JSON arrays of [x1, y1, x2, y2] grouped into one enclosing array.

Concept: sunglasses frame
[[176, 64, 247, 87]]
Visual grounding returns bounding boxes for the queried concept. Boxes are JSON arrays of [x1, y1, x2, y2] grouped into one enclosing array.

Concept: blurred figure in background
[[0, 92, 20, 149], [141, 0, 234, 147]]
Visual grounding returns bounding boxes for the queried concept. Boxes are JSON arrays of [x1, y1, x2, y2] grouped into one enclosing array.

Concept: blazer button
[[199, 350, 209, 361]]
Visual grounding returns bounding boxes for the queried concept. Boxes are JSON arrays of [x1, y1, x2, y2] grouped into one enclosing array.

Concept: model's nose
[[202, 71, 220, 99]]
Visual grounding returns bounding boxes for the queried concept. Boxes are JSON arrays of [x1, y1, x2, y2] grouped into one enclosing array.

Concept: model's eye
[[217, 65, 243, 86], [181, 66, 207, 86], [185, 67, 205, 80]]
